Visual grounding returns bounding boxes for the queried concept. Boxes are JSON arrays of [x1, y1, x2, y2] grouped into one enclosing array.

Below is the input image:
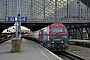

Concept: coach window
[[43, 27, 48, 34]]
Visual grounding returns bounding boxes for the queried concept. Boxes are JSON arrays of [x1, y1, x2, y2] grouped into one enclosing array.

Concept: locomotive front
[[48, 23, 68, 51]]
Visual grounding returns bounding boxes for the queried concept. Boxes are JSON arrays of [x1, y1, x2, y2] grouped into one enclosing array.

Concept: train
[[32, 23, 68, 51]]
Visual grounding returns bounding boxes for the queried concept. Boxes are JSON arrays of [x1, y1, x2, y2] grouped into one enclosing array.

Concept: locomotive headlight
[[62, 41, 63, 43], [62, 36, 68, 38], [52, 41, 54, 43]]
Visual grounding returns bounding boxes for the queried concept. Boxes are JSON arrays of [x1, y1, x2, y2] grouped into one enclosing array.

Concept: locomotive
[[33, 23, 68, 51]]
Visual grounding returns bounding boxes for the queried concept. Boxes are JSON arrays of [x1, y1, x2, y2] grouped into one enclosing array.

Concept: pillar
[[11, 39, 21, 52]]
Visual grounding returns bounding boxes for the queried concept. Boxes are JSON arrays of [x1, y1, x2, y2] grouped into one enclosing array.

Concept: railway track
[[53, 51, 84, 60], [0, 38, 11, 44]]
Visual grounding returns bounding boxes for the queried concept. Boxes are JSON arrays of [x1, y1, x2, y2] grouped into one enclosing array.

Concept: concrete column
[[11, 39, 21, 52]]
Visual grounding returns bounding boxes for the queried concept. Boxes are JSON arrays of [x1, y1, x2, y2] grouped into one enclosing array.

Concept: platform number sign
[[5, 17, 27, 22], [17, 17, 27, 22], [5, 17, 15, 22]]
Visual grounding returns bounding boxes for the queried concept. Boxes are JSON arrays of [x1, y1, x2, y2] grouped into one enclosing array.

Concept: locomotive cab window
[[64, 27, 67, 32], [52, 26, 63, 33]]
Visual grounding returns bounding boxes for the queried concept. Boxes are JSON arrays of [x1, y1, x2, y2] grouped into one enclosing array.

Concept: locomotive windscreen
[[52, 26, 63, 33]]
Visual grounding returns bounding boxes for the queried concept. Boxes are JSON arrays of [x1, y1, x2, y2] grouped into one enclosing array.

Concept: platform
[[0, 38, 63, 60], [68, 39, 90, 48], [68, 39, 90, 43]]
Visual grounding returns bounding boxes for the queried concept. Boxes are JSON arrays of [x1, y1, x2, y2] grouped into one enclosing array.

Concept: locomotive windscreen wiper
[[55, 32, 62, 34]]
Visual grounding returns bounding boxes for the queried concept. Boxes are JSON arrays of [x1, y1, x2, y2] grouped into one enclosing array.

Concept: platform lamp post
[[11, 0, 21, 52], [18, 14, 21, 40]]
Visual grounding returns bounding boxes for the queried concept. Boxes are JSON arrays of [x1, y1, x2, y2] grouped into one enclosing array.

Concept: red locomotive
[[33, 23, 68, 51]]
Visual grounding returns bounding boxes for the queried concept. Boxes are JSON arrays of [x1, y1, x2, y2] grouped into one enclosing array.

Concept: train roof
[[50, 23, 65, 27]]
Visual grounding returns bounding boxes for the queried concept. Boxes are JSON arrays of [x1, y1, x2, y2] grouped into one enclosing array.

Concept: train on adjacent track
[[32, 23, 68, 51]]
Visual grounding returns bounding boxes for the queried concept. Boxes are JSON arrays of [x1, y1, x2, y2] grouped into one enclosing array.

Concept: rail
[[54, 51, 84, 60]]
